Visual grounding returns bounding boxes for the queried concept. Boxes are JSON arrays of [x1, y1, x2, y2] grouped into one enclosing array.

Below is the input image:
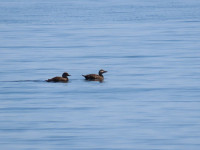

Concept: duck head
[[62, 72, 71, 78], [99, 69, 107, 76]]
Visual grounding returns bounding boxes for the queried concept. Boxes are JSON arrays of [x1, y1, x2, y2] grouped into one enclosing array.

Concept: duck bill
[[104, 71, 107, 73]]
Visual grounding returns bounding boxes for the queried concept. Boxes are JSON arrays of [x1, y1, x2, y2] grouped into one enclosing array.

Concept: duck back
[[82, 74, 103, 80], [46, 76, 68, 82]]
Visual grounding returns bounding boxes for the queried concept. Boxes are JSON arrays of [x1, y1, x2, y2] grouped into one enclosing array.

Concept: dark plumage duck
[[46, 72, 71, 82], [82, 69, 107, 81]]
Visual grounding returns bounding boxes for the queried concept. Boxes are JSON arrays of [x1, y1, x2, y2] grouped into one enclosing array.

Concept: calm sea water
[[1, 0, 200, 149]]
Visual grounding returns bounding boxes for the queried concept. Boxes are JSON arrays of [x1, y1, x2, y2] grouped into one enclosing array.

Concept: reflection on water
[[1, 0, 200, 149]]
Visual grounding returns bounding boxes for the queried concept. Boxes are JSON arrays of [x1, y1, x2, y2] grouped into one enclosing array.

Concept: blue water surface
[[1, 0, 200, 149]]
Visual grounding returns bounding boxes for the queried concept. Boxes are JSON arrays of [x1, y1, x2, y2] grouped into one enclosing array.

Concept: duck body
[[82, 69, 107, 81], [82, 74, 104, 81], [46, 76, 68, 82], [46, 72, 70, 82]]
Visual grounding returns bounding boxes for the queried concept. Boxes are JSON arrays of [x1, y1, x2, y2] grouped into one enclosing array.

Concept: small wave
[[0, 80, 44, 83]]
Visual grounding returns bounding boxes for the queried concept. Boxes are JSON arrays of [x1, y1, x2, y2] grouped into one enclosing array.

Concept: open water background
[[1, 0, 200, 149]]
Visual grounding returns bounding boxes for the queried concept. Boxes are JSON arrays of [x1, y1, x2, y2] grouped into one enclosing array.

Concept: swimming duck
[[82, 69, 107, 81], [46, 72, 71, 82]]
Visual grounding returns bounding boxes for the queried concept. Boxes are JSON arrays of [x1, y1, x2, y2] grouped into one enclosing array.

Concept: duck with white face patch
[[82, 69, 107, 81]]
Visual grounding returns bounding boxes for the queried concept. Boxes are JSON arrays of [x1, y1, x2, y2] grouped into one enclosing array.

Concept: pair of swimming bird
[[46, 69, 107, 82]]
